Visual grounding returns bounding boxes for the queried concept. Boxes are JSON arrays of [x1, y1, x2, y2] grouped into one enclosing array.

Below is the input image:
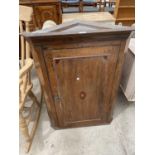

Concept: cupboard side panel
[[30, 44, 59, 127], [108, 40, 127, 121], [44, 51, 65, 127]]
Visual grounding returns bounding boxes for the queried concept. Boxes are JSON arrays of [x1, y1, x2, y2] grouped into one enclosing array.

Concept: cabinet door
[[45, 46, 119, 127]]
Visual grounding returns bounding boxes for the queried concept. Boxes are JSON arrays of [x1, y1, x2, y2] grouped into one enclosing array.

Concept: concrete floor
[[20, 68, 135, 155]]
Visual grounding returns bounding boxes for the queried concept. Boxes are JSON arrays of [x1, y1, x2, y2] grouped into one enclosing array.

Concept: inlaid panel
[[45, 46, 119, 127]]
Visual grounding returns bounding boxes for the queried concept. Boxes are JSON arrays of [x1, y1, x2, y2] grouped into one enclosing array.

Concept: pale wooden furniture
[[19, 5, 41, 153], [114, 0, 135, 26], [19, 0, 62, 29], [120, 38, 135, 101], [22, 21, 134, 128], [62, 12, 115, 24]]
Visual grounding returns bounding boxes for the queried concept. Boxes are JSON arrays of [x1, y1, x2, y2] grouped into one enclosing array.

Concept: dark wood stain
[[19, 0, 62, 29], [23, 21, 134, 128]]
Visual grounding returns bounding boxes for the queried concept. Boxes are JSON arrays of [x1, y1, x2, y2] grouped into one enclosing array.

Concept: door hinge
[[53, 95, 61, 103]]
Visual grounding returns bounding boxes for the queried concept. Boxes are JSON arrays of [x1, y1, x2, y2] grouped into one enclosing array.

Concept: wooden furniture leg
[[19, 112, 31, 152], [19, 5, 42, 153], [28, 90, 40, 108]]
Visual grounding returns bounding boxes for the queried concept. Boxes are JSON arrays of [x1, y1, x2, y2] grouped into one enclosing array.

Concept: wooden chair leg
[[26, 106, 41, 153], [19, 112, 31, 152], [28, 90, 40, 108], [79, 1, 83, 12], [40, 85, 44, 104], [99, 1, 102, 12], [20, 92, 42, 153], [20, 112, 30, 141]]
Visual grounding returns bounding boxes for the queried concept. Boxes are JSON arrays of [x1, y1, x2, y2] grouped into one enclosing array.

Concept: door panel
[[35, 5, 58, 27], [45, 46, 119, 126]]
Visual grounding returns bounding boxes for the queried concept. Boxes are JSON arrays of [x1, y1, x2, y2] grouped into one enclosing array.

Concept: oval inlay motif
[[80, 91, 86, 100]]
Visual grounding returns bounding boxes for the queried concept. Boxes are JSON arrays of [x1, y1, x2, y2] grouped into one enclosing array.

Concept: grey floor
[[20, 68, 135, 155]]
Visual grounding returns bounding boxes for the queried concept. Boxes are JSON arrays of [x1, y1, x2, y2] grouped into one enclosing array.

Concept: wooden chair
[[19, 5, 42, 153], [104, 0, 116, 14], [107, 0, 116, 7], [61, 0, 102, 12], [61, 0, 82, 12], [81, 0, 102, 12]]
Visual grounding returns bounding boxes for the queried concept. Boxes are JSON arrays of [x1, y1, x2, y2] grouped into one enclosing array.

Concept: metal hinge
[[53, 95, 61, 103]]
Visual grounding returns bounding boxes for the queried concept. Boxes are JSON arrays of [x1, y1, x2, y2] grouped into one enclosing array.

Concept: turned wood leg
[[19, 112, 31, 142]]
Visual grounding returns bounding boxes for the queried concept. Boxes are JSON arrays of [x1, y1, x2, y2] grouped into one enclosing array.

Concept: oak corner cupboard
[[23, 21, 134, 128]]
